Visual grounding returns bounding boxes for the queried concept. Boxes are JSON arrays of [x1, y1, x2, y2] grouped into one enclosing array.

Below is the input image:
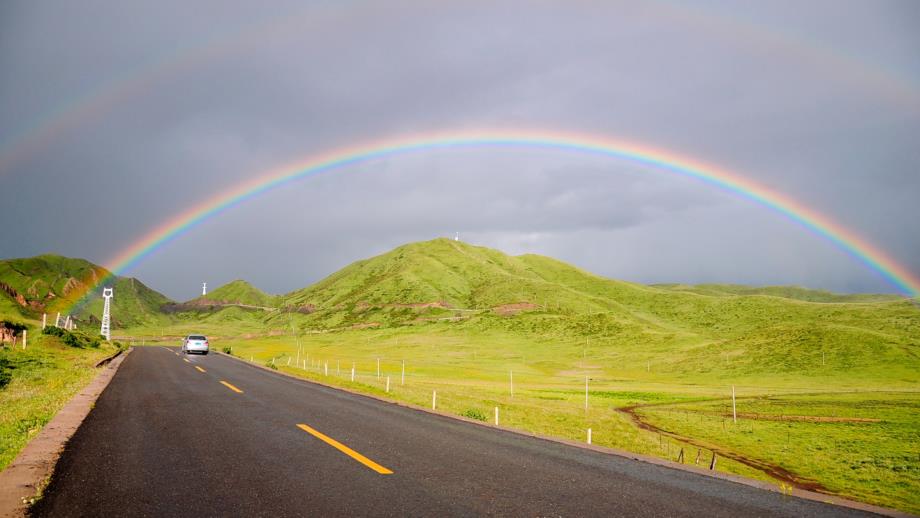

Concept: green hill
[[275, 238, 919, 384], [187, 280, 277, 308], [0, 254, 172, 328]]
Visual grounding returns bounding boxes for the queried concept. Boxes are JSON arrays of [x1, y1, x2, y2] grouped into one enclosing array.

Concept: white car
[[182, 335, 209, 355]]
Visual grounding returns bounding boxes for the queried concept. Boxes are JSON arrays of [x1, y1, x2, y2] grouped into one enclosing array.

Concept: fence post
[[732, 385, 737, 424], [42, 313, 46, 329], [709, 452, 717, 470]]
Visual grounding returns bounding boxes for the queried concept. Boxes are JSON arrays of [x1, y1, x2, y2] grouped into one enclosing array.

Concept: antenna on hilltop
[[202, 282, 207, 296], [455, 232, 460, 242], [100, 287, 113, 341]]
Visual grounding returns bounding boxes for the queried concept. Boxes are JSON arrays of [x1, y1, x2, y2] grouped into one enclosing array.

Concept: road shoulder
[[0, 348, 131, 518]]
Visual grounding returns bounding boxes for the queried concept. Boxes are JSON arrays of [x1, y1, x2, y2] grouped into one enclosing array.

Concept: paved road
[[32, 347, 880, 517]]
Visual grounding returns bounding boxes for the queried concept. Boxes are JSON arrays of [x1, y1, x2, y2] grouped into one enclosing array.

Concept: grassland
[[0, 326, 120, 470]]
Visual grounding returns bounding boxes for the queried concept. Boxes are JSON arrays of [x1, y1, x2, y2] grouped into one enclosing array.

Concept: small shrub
[[222, 346, 232, 355], [42, 326, 100, 349], [461, 408, 487, 421], [266, 359, 278, 370]]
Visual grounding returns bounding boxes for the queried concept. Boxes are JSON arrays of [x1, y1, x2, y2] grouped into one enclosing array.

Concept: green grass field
[[0, 328, 120, 471]]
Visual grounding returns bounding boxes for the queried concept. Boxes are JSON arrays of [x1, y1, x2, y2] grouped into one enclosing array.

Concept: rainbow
[[3, 3, 918, 178], [68, 130, 919, 312]]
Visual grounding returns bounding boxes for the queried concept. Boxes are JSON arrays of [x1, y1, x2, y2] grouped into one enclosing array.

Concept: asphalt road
[[32, 347, 880, 517]]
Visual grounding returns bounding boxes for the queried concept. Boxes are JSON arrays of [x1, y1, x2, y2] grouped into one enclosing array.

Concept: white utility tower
[[100, 287, 113, 341], [202, 282, 207, 296], [455, 232, 460, 242]]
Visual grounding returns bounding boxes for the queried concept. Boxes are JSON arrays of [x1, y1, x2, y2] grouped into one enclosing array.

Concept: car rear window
[[188, 335, 207, 340]]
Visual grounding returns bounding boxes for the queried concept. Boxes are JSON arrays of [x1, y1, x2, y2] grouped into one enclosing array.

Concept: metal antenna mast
[[202, 282, 207, 296], [100, 287, 113, 340]]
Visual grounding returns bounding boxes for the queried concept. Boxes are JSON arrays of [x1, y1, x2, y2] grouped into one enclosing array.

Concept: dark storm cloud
[[0, 0, 917, 300]]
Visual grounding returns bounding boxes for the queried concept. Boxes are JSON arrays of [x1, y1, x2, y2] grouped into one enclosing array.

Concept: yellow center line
[[195, 366, 206, 373], [220, 380, 243, 393], [296, 423, 393, 475], [183, 358, 190, 363]]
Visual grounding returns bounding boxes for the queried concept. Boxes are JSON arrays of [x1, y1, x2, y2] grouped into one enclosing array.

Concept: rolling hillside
[[274, 238, 919, 385], [0, 255, 172, 328]]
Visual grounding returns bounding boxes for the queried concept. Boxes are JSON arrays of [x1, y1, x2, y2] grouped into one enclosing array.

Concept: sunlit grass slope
[[0, 255, 173, 328]]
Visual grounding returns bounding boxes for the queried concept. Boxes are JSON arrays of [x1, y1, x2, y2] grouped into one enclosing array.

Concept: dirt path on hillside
[[617, 403, 829, 493]]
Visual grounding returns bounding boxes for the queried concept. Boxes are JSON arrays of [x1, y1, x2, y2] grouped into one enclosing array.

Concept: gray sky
[[1, 0, 918, 300]]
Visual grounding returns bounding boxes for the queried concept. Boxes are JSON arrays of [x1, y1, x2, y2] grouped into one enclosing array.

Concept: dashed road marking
[[220, 381, 243, 393], [296, 423, 393, 475]]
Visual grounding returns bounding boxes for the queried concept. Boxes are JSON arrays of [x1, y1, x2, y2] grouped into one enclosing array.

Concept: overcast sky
[[1, 0, 918, 300]]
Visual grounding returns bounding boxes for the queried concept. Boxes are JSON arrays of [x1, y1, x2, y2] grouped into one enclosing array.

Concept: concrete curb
[[216, 350, 911, 518], [0, 347, 132, 518]]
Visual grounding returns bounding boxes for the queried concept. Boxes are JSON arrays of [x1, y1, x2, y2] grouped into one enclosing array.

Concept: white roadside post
[[401, 360, 405, 385], [732, 385, 737, 424], [377, 358, 380, 379], [42, 313, 46, 330], [351, 363, 355, 382], [587, 428, 592, 445], [325, 362, 328, 376], [494, 406, 499, 425], [585, 376, 589, 411], [22, 330, 27, 349], [510, 370, 514, 399], [386, 376, 390, 393], [432, 390, 437, 410]]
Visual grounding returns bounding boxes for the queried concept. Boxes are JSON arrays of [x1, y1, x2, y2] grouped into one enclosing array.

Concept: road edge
[[0, 347, 132, 518], [216, 350, 912, 518]]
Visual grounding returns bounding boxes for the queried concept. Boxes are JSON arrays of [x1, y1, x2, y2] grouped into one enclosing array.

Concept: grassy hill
[[272, 238, 919, 386], [187, 280, 277, 308], [0, 254, 173, 328]]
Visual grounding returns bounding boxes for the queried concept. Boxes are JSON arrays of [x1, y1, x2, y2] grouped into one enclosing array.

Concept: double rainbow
[[70, 130, 919, 312]]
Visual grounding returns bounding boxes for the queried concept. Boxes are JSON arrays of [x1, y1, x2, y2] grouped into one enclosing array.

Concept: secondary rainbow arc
[[69, 130, 919, 312]]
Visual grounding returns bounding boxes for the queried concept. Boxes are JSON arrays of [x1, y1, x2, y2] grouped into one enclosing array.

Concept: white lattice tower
[[202, 282, 207, 296], [100, 287, 114, 340]]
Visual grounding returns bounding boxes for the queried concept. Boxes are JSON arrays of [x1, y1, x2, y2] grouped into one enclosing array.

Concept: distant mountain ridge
[[184, 280, 277, 308], [0, 241, 912, 337]]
